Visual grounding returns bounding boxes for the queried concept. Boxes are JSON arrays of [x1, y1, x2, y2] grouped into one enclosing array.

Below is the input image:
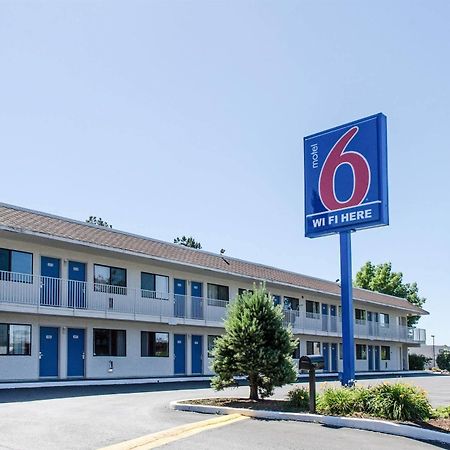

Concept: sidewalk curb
[[170, 400, 450, 445]]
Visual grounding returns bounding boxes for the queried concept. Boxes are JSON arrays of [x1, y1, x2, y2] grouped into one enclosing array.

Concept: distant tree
[[173, 236, 202, 249], [211, 285, 298, 401], [436, 351, 450, 371], [354, 262, 426, 327], [86, 216, 112, 228], [408, 353, 431, 370]]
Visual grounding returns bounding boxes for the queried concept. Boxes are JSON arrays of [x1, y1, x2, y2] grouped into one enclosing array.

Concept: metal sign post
[[340, 230, 355, 385], [304, 113, 388, 387]]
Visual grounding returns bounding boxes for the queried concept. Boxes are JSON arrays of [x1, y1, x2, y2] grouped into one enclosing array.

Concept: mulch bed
[[181, 398, 450, 433]]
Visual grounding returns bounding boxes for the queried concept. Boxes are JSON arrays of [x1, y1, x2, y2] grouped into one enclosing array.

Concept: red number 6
[[318, 126, 371, 211]]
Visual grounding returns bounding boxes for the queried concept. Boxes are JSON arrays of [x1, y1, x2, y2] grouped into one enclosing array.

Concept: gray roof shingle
[[0, 203, 427, 315]]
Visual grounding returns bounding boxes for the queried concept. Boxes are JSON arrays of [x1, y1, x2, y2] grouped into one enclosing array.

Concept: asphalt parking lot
[[0, 375, 448, 450]]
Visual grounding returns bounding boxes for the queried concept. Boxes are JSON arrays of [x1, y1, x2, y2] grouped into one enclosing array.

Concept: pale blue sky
[[1, 1, 449, 344]]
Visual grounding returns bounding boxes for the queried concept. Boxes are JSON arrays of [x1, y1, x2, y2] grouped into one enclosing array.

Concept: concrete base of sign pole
[[171, 400, 450, 446]]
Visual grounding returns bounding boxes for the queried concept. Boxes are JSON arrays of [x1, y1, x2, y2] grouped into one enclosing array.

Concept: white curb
[[170, 400, 450, 445]]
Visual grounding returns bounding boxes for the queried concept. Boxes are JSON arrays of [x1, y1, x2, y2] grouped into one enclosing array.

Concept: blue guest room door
[[174, 334, 186, 375], [331, 343, 338, 372], [40, 256, 61, 306], [191, 282, 203, 319], [174, 279, 186, 318], [39, 327, 59, 377], [322, 342, 330, 371], [67, 328, 85, 377], [191, 335, 203, 374], [368, 345, 374, 371], [68, 261, 86, 308]]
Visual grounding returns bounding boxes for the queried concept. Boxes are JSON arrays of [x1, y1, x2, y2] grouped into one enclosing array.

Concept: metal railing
[[0, 270, 426, 343]]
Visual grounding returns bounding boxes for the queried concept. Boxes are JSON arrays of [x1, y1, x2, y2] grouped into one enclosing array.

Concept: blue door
[[174, 279, 186, 318], [67, 328, 85, 377], [368, 345, 374, 371], [68, 261, 86, 308], [191, 335, 203, 374], [323, 342, 330, 371], [40, 256, 61, 306], [191, 282, 203, 319], [174, 334, 186, 375], [39, 327, 59, 377], [330, 305, 337, 332], [374, 346, 380, 371], [322, 304, 328, 331], [331, 343, 338, 372]]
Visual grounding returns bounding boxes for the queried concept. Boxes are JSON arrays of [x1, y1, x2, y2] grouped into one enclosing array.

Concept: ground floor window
[[381, 345, 391, 360], [306, 341, 321, 355], [356, 344, 367, 360], [0, 323, 31, 355], [93, 329, 126, 356], [207, 335, 220, 358], [141, 331, 169, 357], [292, 341, 301, 359]]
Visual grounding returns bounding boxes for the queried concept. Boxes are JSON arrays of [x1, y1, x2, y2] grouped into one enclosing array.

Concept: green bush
[[435, 406, 450, 419], [316, 386, 369, 416], [287, 387, 309, 410], [316, 383, 432, 422], [365, 383, 432, 421], [436, 351, 450, 371], [408, 353, 431, 370]]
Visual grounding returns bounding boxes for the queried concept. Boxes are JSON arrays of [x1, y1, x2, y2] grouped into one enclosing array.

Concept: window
[[93, 329, 126, 356], [141, 332, 169, 357], [356, 344, 367, 360], [94, 264, 127, 294], [272, 295, 281, 306], [207, 283, 229, 306], [292, 341, 301, 359], [0, 324, 31, 355], [355, 309, 366, 321], [141, 272, 169, 299], [0, 248, 33, 282], [339, 343, 343, 360], [207, 335, 220, 358], [284, 296, 300, 310], [238, 288, 253, 296], [380, 313, 390, 327], [306, 341, 321, 355], [381, 346, 391, 360], [306, 300, 320, 316]]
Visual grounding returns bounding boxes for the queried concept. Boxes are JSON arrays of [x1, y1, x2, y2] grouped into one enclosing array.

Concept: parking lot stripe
[[97, 413, 249, 450]]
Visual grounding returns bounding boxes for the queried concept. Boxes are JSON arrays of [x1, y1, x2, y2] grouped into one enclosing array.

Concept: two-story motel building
[[0, 203, 427, 382]]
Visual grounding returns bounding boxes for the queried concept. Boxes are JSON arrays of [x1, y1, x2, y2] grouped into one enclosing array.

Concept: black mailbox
[[299, 355, 325, 371], [299, 354, 324, 414]]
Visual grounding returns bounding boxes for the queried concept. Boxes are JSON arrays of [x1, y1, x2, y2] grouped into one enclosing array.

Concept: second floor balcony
[[0, 270, 426, 344]]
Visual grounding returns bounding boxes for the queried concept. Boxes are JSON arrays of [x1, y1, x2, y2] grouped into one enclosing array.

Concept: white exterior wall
[[0, 234, 422, 381]]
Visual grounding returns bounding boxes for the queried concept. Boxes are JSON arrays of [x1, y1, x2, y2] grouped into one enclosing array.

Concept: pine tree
[[211, 285, 298, 400]]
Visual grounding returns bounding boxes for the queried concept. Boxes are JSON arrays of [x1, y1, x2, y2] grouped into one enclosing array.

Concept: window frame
[[356, 344, 367, 360], [284, 296, 300, 311], [0, 323, 32, 356], [355, 309, 367, 321], [381, 345, 391, 360], [306, 340, 321, 355], [207, 283, 229, 306], [141, 272, 169, 300], [141, 331, 169, 357], [207, 335, 221, 358], [306, 300, 320, 317], [93, 328, 127, 357], [0, 248, 33, 283], [380, 313, 390, 327], [93, 264, 127, 295]]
